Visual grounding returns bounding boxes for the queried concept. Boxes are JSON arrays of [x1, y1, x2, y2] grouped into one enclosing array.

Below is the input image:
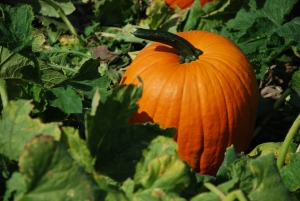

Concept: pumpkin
[[120, 28, 258, 175], [165, 0, 214, 9]]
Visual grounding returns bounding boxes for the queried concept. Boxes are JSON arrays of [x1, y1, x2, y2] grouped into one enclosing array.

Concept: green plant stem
[[253, 88, 293, 138], [296, 144, 300, 153], [64, 50, 92, 58], [223, 190, 247, 201], [0, 79, 8, 108], [41, 0, 78, 38], [204, 183, 226, 200], [47, 63, 78, 73], [277, 113, 300, 169]]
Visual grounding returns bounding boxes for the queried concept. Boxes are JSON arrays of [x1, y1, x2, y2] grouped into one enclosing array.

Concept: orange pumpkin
[[165, 0, 214, 8], [120, 29, 258, 175]]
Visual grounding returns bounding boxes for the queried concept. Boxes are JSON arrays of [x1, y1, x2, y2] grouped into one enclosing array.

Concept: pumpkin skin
[[165, 0, 214, 9], [120, 31, 258, 175]]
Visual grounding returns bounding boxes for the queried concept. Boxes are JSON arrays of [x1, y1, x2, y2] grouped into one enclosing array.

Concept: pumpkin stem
[[133, 28, 203, 63]]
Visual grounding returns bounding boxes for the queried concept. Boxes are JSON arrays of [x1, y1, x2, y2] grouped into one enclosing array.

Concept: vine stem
[[0, 79, 8, 108], [47, 63, 78, 73], [253, 88, 293, 138], [203, 183, 226, 200], [41, 0, 78, 38], [277, 113, 300, 169], [223, 190, 247, 201]]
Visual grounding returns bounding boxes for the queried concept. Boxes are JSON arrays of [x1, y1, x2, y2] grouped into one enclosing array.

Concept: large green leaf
[[46, 85, 82, 114], [86, 83, 176, 181], [93, 0, 140, 26], [144, 0, 175, 30], [192, 153, 292, 200], [0, 100, 60, 161], [121, 136, 189, 200], [276, 17, 300, 42], [134, 136, 179, 182], [4, 135, 100, 201], [10, 0, 75, 18], [134, 136, 189, 193], [216, 145, 242, 183], [222, 0, 299, 67], [68, 57, 110, 100], [247, 142, 297, 164], [179, 0, 244, 32], [280, 152, 300, 192], [61, 127, 95, 173], [228, 153, 292, 200], [0, 4, 34, 52], [0, 47, 35, 79], [247, 154, 291, 200]]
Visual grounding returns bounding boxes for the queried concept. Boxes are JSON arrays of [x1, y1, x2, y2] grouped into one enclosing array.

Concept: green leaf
[[276, 17, 300, 42], [227, 156, 254, 194], [6, 135, 100, 201], [226, 0, 297, 31], [4, 172, 26, 201], [216, 145, 242, 182], [248, 142, 297, 163], [68, 57, 110, 100], [0, 47, 35, 79], [222, 0, 299, 66], [134, 136, 178, 182], [280, 152, 300, 192], [115, 24, 151, 44], [61, 127, 95, 173], [31, 30, 46, 52], [46, 85, 82, 114], [179, 0, 244, 32], [135, 151, 190, 194], [121, 137, 189, 200], [227, 153, 292, 200], [134, 136, 190, 193], [40, 62, 69, 88], [40, 48, 92, 74], [290, 70, 300, 96], [69, 76, 111, 100], [12, 0, 75, 18], [18, 83, 47, 114], [0, 4, 34, 52], [93, 0, 140, 26], [248, 154, 292, 200], [144, 0, 175, 30], [40, 56, 99, 88], [93, 175, 129, 201], [217, 178, 239, 195], [86, 84, 176, 181], [0, 100, 60, 161]]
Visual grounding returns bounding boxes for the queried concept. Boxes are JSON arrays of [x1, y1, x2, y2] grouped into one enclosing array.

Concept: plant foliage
[[0, 0, 300, 200]]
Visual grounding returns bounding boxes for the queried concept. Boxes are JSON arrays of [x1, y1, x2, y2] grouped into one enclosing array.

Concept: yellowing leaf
[[0, 100, 60, 161]]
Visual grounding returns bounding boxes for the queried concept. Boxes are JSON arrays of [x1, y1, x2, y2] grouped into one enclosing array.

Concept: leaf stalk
[[277, 113, 300, 169], [204, 182, 226, 200], [0, 78, 8, 108], [41, 0, 78, 38]]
